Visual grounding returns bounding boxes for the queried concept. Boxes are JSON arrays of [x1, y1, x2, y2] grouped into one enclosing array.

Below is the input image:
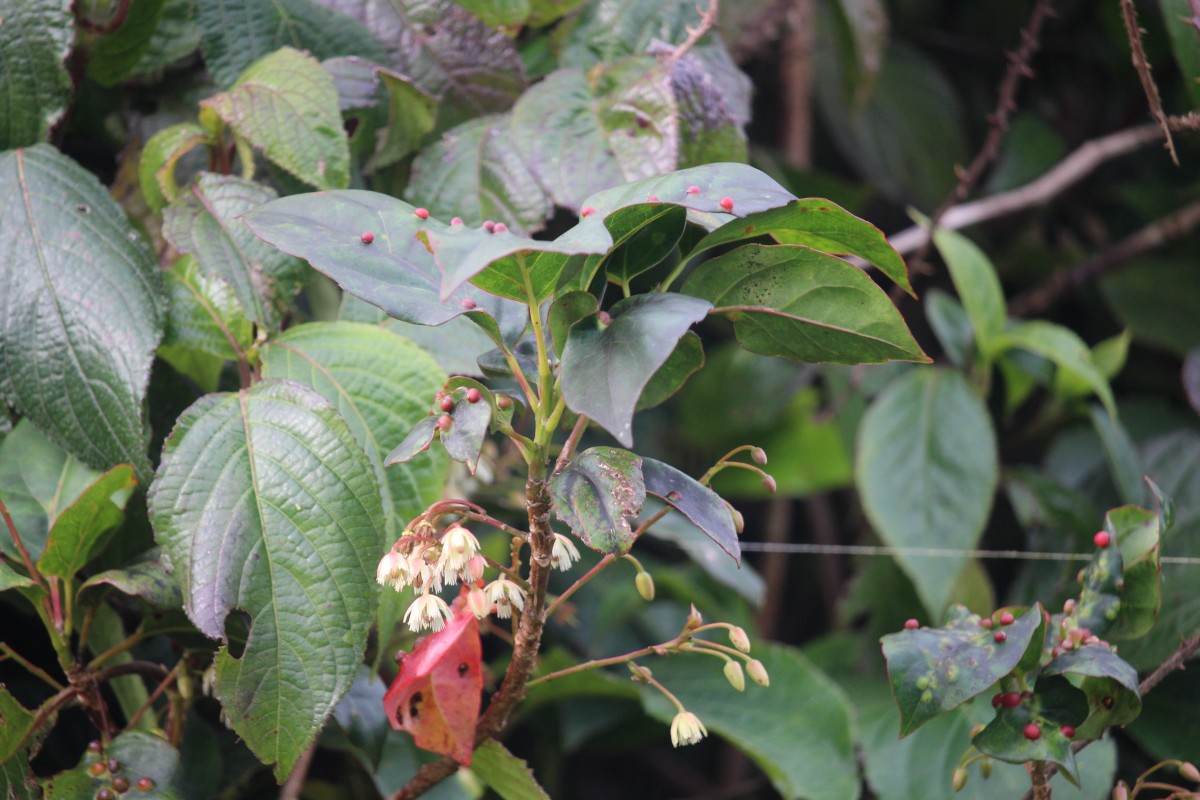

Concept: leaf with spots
[[0, 145, 164, 482], [550, 447, 646, 555], [163, 174, 308, 330], [972, 675, 1089, 784], [148, 379, 385, 779], [1043, 645, 1141, 740], [383, 607, 482, 766], [200, 47, 350, 190], [260, 322, 448, 536], [1103, 505, 1162, 641], [880, 604, 1047, 737]]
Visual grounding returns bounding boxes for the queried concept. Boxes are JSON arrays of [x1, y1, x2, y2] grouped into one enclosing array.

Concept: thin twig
[[667, 0, 720, 66], [0, 497, 47, 591], [553, 415, 588, 476], [914, 0, 1056, 267], [1008, 197, 1200, 316], [280, 741, 318, 800], [1119, 0, 1178, 164], [124, 661, 183, 731], [545, 554, 615, 618], [885, 124, 1165, 256], [0, 643, 64, 691], [780, 0, 816, 169]]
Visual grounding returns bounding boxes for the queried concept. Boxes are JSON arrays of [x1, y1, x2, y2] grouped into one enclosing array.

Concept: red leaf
[[383, 607, 483, 766]]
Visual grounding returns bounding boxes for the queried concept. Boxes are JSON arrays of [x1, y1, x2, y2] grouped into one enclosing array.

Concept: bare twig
[[886, 124, 1165, 256], [915, 0, 1056, 266], [780, 0, 816, 168], [0, 497, 48, 592], [1119, 0, 1178, 164], [1008, 197, 1200, 316], [668, 0, 720, 66]]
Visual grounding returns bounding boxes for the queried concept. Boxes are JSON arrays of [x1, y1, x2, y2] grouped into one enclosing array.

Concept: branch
[[1020, 631, 1200, 800], [886, 124, 1165, 256], [667, 0, 720, 66], [1119, 0, 1178, 164], [1008, 197, 1200, 316]]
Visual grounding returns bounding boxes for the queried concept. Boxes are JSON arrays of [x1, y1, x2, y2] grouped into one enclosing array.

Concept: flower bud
[[952, 767, 968, 792], [684, 604, 703, 631], [761, 474, 777, 494], [1112, 781, 1129, 800], [635, 571, 655, 602], [751, 447, 768, 465], [729, 626, 751, 653], [980, 759, 992, 779], [466, 585, 490, 618], [730, 507, 744, 533], [746, 659, 770, 687], [1181, 762, 1200, 783], [723, 659, 745, 692]]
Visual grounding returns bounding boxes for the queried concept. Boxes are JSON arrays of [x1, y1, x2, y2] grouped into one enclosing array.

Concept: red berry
[[436, 414, 452, 431], [459, 297, 476, 310], [999, 611, 1015, 626], [1002, 692, 1022, 709], [466, 388, 482, 404], [493, 222, 508, 233], [414, 207, 429, 219], [1023, 723, 1041, 741], [719, 196, 734, 211], [135, 778, 155, 791], [108, 759, 121, 773], [450, 216, 463, 225], [1061, 725, 1075, 739], [496, 395, 512, 409], [112, 776, 131, 793], [686, 185, 700, 194], [980, 618, 993, 628], [991, 692, 1003, 708], [648, 195, 659, 202], [439, 396, 454, 412], [581, 206, 595, 217], [89, 762, 107, 777], [87, 740, 102, 753], [360, 231, 375, 244], [1094, 531, 1111, 548], [994, 631, 1007, 643], [904, 618, 919, 630]]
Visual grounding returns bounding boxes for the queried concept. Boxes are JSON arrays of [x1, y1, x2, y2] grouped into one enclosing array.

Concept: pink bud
[[904, 619, 919, 630], [360, 231, 375, 244], [483, 220, 495, 232], [761, 474, 777, 494], [686, 185, 700, 194], [751, 447, 767, 465], [719, 196, 734, 211], [459, 297, 477, 310], [493, 222, 508, 233], [450, 216, 463, 225], [648, 195, 659, 202], [414, 207, 429, 219], [581, 206, 595, 217]]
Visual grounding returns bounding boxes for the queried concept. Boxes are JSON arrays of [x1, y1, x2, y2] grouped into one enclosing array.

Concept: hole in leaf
[[223, 608, 252, 659]]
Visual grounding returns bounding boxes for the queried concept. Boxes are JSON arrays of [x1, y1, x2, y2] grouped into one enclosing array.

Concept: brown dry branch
[[1008, 197, 1200, 316], [1120, 0, 1178, 164], [780, 0, 816, 168]]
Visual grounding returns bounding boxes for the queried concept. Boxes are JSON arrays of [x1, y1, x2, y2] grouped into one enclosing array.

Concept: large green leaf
[[44, 731, 185, 800], [200, 47, 350, 190], [470, 740, 551, 800], [1042, 645, 1141, 740], [160, 255, 254, 363], [856, 368, 998, 615], [368, 69, 438, 173], [932, 227, 1006, 360], [244, 189, 527, 340], [997, 321, 1117, 418], [550, 447, 645, 555], [83, 0, 166, 86], [0, 0, 73, 150], [406, 114, 551, 234], [561, 293, 712, 446], [690, 199, 913, 296], [0, 145, 164, 480], [1103, 505, 1162, 640], [642, 643, 859, 800], [261, 322, 448, 536], [682, 244, 927, 364], [130, 0, 201, 77], [0, 421, 102, 563], [196, 0, 386, 88], [0, 685, 34, 765], [37, 465, 135, 580], [510, 62, 678, 211], [163, 174, 308, 329], [148, 380, 384, 779]]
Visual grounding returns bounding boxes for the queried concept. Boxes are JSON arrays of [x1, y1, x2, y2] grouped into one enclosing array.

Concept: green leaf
[[1089, 407, 1143, 507], [682, 244, 927, 364], [932, 227, 1006, 359], [925, 289, 974, 368], [691, 198, 913, 297], [45, 731, 185, 800], [548, 291, 599, 358], [1101, 258, 1200, 356], [0, 561, 35, 593], [1059, 331, 1130, 399], [196, 0, 386, 88], [561, 293, 712, 446], [160, 255, 254, 363], [164, 174, 308, 329], [1043, 645, 1141, 739], [857, 369, 998, 615], [140, 123, 210, 213], [972, 674, 1087, 782], [0, 421, 103, 563], [641, 457, 739, 564], [1104, 506, 1162, 640], [833, 0, 888, 97], [1163, 0, 1200, 107], [881, 604, 1047, 737], [550, 447, 645, 554], [997, 321, 1117, 418], [406, 114, 550, 234], [470, 739, 551, 800], [148, 380, 384, 779], [261, 322, 448, 535], [636, 331, 704, 410], [368, 69, 438, 173], [600, 204, 687, 288], [643, 643, 859, 800], [244, 189, 526, 339], [0, 145, 164, 481], [383, 416, 439, 468], [451, 0, 530, 27], [200, 47, 350, 190], [0, 684, 34, 764], [78, 548, 182, 609], [83, 0, 165, 86], [510, 62, 678, 211], [0, 0, 74, 150], [130, 0, 201, 77], [558, 0, 700, 68], [37, 465, 135, 580]]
